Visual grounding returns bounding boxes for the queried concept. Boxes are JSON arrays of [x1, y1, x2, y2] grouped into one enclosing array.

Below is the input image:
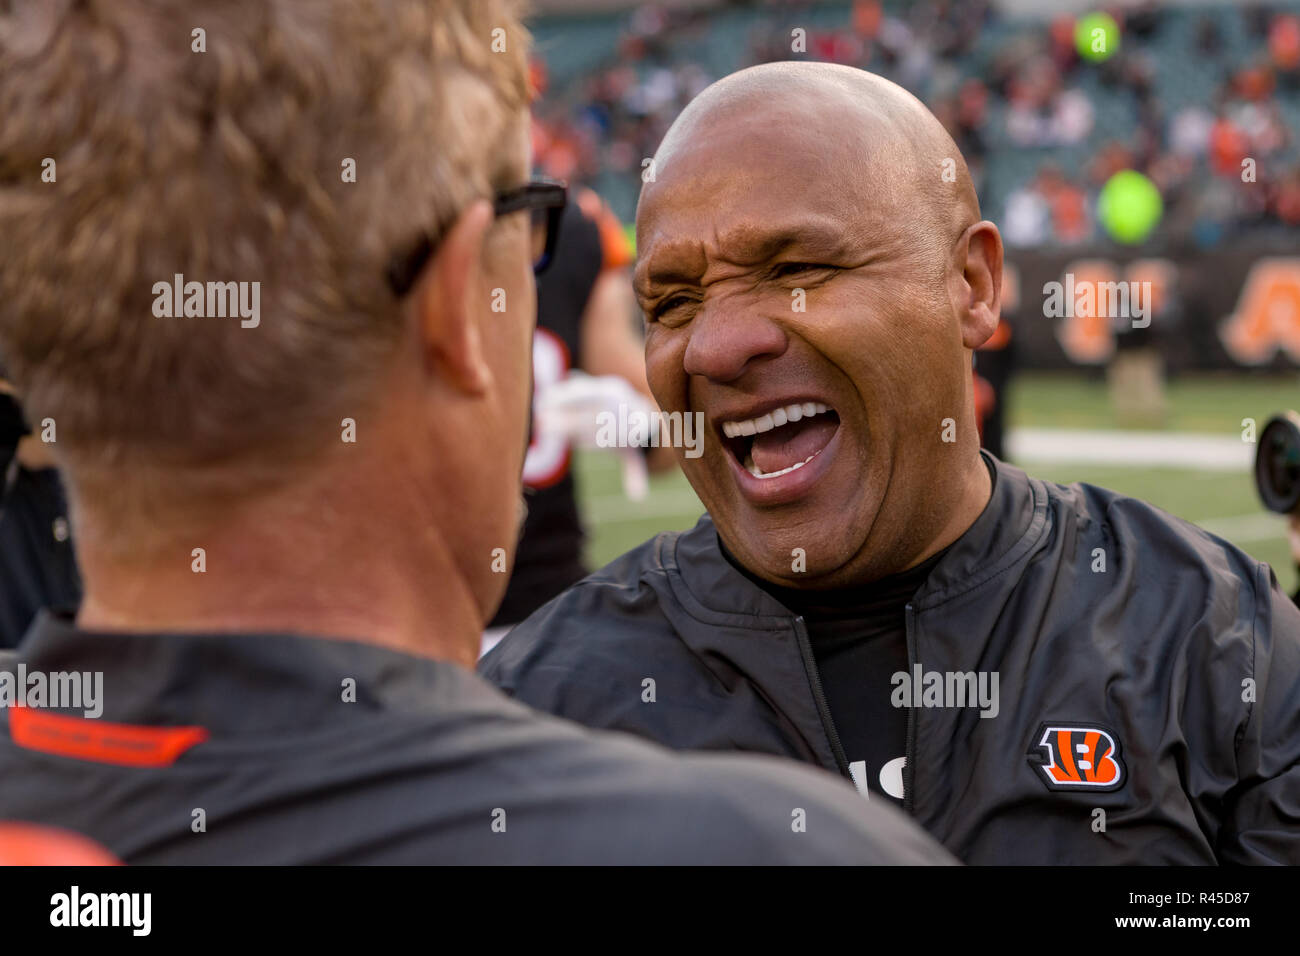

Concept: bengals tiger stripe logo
[[1028, 723, 1125, 792]]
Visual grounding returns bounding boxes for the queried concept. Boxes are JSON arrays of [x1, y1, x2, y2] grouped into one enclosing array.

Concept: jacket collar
[[8, 610, 497, 734], [664, 451, 1047, 620], [912, 452, 1047, 610]]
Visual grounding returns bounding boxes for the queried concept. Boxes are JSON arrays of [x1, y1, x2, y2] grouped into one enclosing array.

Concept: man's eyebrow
[[747, 218, 860, 259], [633, 238, 706, 298], [635, 219, 854, 296]]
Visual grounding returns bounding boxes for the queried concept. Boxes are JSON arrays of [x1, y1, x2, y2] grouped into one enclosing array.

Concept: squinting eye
[[651, 294, 695, 321], [771, 262, 831, 279]]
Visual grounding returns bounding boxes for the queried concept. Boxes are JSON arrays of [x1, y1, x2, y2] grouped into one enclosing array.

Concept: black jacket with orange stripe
[[0, 612, 952, 864], [481, 452, 1300, 864]]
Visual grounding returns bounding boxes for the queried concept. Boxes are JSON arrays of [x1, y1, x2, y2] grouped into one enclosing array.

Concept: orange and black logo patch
[[1028, 723, 1125, 792]]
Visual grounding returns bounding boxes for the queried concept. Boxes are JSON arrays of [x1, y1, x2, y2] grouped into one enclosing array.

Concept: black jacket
[[0, 464, 81, 648], [0, 612, 950, 864], [482, 453, 1300, 864]]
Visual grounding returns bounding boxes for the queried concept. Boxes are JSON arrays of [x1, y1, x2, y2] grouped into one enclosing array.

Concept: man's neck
[[73, 467, 484, 670], [904, 450, 995, 570]]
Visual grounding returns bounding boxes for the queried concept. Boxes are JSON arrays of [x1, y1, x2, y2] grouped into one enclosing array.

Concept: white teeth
[[744, 452, 819, 479], [721, 401, 832, 437]]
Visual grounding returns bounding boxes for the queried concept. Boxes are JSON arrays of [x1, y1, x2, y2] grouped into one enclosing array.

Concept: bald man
[[482, 63, 1300, 865]]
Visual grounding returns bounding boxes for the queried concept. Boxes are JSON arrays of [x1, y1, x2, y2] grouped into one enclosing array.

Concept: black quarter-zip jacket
[[480, 452, 1300, 864]]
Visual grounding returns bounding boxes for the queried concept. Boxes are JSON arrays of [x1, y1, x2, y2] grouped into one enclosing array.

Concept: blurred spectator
[[1170, 105, 1215, 158], [1273, 164, 1300, 224], [1197, 13, 1225, 57], [1047, 15, 1080, 75], [1127, 1, 1167, 41], [1005, 56, 1094, 147], [1004, 165, 1090, 246], [1089, 140, 1137, 186], [1003, 178, 1050, 246], [1208, 114, 1250, 177], [1271, 13, 1300, 90]]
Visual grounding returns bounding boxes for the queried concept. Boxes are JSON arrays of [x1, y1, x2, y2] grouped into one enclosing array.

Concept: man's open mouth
[[718, 401, 841, 479]]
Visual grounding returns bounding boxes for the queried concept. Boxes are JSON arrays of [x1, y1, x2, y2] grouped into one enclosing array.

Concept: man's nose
[[681, 295, 788, 383]]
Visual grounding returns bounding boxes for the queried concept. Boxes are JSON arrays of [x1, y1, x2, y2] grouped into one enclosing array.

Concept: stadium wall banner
[[1003, 248, 1300, 371]]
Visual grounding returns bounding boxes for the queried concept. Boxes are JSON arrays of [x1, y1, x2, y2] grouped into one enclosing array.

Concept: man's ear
[[953, 220, 1003, 350], [415, 198, 495, 396]]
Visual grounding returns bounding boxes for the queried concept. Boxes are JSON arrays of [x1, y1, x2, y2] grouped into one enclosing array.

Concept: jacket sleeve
[[1218, 561, 1300, 864]]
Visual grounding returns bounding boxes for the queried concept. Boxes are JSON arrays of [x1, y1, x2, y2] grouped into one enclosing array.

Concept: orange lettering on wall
[[1219, 258, 1300, 364], [1057, 260, 1117, 364]]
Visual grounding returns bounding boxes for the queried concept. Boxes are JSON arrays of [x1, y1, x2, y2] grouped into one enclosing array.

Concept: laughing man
[[481, 62, 1300, 865]]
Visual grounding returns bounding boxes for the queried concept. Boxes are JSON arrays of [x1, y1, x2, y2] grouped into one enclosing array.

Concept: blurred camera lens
[[1256, 413, 1300, 515]]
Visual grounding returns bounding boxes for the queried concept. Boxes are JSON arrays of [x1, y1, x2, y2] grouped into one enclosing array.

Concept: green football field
[[573, 372, 1299, 595]]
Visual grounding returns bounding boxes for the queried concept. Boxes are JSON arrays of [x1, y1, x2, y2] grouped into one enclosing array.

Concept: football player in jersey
[[483, 189, 674, 653]]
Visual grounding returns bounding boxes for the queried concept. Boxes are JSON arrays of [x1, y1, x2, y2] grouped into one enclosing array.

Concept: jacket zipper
[[792, 614, 851, 778], [902, 602, 918, 815]]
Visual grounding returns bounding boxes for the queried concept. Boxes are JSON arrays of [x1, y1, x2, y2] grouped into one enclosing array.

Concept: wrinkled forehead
[[634, 106, 918, 290]]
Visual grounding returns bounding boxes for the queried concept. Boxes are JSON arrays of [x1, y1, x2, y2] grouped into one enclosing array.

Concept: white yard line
[[1008, 428, 1253, 471]]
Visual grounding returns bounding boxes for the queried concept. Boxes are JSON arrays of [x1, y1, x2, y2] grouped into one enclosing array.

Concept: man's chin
[[717, 523, 848, 588]]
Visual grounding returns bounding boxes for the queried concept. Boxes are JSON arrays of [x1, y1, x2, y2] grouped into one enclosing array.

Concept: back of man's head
[[0, 0, 536, 654]]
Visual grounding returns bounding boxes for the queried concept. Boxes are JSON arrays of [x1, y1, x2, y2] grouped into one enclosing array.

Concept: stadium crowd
[[530, 0, 1300, 247]]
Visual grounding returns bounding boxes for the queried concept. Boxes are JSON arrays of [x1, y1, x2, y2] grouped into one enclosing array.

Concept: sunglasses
[[386, 179, 568, 298]]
